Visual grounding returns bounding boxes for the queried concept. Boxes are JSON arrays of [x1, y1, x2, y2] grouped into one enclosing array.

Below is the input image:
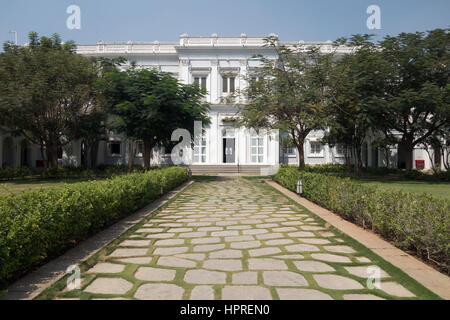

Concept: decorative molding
[[180, 59, 189, 66]]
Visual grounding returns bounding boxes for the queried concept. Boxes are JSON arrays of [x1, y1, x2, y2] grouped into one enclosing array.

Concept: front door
[[223, 138, 235, 163]]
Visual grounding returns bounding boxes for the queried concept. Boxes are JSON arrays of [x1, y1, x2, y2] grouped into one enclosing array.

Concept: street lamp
[[8, 30, 17, 45]]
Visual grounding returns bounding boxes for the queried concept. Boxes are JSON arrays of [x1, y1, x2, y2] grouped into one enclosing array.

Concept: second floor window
[[194, 76, 207, 90], [222, 76, 235, 93]]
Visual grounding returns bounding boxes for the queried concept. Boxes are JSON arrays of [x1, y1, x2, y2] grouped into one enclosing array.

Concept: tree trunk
[[296, 139, 305, 168], [46, 142, 58, 169], [354, 144, 361, 175], [90, 141, 99, 169], [143, 140, 152, 169], [404, 144, 414, 171], [128, 140, 135, 169]]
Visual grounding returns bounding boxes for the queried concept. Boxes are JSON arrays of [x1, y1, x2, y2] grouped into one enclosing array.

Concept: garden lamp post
[[297, 179, 303, 194]]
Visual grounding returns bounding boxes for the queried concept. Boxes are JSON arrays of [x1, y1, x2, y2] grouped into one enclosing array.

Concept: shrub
[[0, 167, 34, 180], [273, 166, 450, 274], [0, 166, 188, 286]]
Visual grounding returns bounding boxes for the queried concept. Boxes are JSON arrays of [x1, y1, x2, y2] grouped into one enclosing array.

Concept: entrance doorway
[[223, 138, 235, 163]]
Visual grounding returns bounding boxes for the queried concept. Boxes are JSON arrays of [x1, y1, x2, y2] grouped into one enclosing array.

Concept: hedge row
[[298, 163, 450, 181], [273, 166, 450, 274], [0, 166, 188, 286], [0, 165, 160, 181]]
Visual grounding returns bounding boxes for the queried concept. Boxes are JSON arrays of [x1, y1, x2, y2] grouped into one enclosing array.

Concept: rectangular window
[[194, 134, 207, 163], [137, 142, 144, 157], [222, 76, 236, 93], [310, 142, 322, 154], [110, 142, 121, 155], [222, 76, 228, 93], [251, 136, 264, 163], [194, 76, 207, 90]]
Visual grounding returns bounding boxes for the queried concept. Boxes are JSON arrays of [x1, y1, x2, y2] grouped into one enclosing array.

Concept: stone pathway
[[52, 177, 424, 300]]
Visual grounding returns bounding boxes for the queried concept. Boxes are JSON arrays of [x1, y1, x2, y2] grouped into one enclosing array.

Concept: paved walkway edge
[[266, 180, 450, 300], [1, 180, 194, 300]]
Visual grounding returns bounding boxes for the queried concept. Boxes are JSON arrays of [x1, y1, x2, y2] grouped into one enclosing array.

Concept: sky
[[0, 0, 449, 46]]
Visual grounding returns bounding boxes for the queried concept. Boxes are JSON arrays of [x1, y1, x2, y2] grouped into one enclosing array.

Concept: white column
[[210, 60, 219, 103], [179, 59, 190, 85]]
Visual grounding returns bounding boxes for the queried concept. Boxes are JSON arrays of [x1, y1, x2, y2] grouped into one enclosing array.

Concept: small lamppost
[[296, 179, 303, 194]]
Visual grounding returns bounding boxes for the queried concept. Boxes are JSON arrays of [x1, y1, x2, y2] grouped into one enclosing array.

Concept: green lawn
[[0, 177, 106, 195], [353, 178, 450, 200]]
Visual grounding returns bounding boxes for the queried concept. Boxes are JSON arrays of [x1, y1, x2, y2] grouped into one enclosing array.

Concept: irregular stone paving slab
[[119, 240, 151, 247], [190, 286, 214, 300], [344, 266, 390, 278], [311, 253, 352, 263], [256, 233, 284, 240], [380, 282, 415, 297], [179, 232, 208, 238], [135, 283, 184, 300], [84, 278, 132, 294], [274, 254, 304, 259], [158, 257, 196, 268], [203, 259, 243, 271], [222, 286, 272, 300], [313, 274, 364, 290], [285, 244, 320, 252], [209, 249, 243, 259], [288, 231, 315, 238], [277, 288, 333, 300], [248, 258, 288, 270], [265, 239, 294, 246], [153, 247, 188, 256], [136, 228, 163, 233], [356, 257, 371, 263], [175, 253, 206, 261], [109, 248, 148, 257], [343, 294, 385, 300], [87, 263, 125, 274], [324, 245, 356, 254], [300, 238, 331, 245], [116, 257, 152, 264], [230, 240, 261, 249], [193, 244, 225, 252], [154, 239, 185, 246], [224, 235, 254, 242], [263, 271, 308, 287], [147, 233, 175, 239], [232, 272, 258, 285], [184, 270, 226, 284], [293, 261, 335, 273], [191, 237, 221, 244], [249, 247, 281, 257], [135, 267, 176, 281]]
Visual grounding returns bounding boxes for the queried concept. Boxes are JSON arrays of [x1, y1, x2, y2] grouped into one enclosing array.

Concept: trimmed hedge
[[0, 166, 188, 286], [0, 165, 159, 181], [274, 166, 450, 274]]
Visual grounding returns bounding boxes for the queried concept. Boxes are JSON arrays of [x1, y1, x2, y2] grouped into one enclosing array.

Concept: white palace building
[[0, 34, 441, 173]]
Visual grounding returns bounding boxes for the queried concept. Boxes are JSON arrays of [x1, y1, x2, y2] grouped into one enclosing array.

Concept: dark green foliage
[[0, 166, 188, 286], [274, 166, 450, 274]]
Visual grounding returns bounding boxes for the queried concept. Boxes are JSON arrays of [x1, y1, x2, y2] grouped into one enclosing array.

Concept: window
[[194, 133, 207, 163], [194, 76, 207, 90], [286, 146, 296, 155], [310, 142, 322, 155], [109, 142, 121, 155], [251, 135, 264, 163], [222, 76, 235, 93]]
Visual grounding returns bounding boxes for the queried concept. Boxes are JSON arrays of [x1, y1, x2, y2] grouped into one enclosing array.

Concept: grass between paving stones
[[35, 181, 196, 300], [39, 177, 441, 300], [259, 178, 442, 300]]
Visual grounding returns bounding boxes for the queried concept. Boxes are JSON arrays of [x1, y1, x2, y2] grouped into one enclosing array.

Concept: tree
[[234, 36, 335, 168], [374, 29, 450, 171], [0, 32, 101, 168], [324, 34, 388, 173], [100, 66, 210, 168]]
